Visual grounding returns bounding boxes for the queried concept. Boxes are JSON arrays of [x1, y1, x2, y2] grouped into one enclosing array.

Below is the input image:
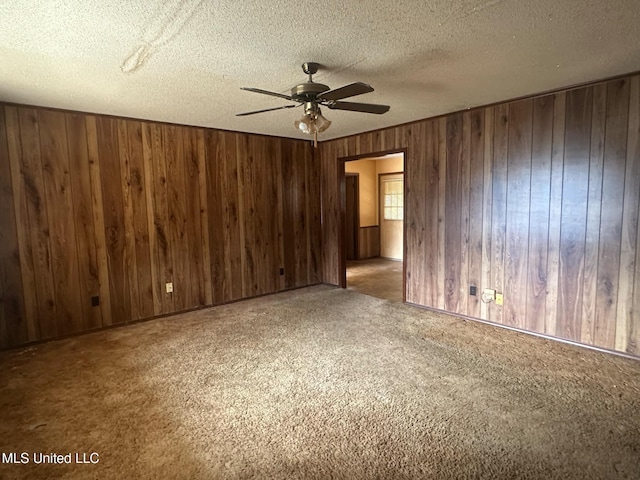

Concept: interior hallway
[[346, 257, 403, 302]]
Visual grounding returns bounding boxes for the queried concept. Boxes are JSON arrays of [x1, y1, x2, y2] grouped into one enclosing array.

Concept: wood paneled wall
[[358, 226, 380, 259], [0, 106, 320, 348], [320, 73, 640, 357]]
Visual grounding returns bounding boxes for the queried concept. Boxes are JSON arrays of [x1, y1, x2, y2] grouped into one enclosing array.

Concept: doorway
[[341, 151, 405, 302]]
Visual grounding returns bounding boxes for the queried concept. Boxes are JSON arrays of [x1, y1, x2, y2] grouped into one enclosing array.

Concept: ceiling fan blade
[[317, 82, 374, 101], [240, 87, 293, 101], [327, 101, 390, 114], [236, 104, 298, 116]]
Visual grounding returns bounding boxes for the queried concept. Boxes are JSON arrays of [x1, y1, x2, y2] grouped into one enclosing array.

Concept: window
[[382, 179, 403, 220]]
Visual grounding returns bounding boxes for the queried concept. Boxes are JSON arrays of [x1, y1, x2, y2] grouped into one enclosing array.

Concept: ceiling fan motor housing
[[291, 82, 330, 102]]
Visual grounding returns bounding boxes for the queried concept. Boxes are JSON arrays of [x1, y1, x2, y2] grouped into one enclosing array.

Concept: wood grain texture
[[164, 124, 191, 311], [85, 115, 113, 326], [264, 138, 282, 292], [206, 130, 227, 303], [195, 129, 213, 305], [183, 127, 209, 307], [275, 140, 286, 291], [616, 76, 640, 353], [504, 99, 533, 329], [480, 108, 494, 321], [407, 122, 427, 305], [224, 132, 244, 302], [308, 145, 322, 284], [321, 140, 341, 287], [242, 135, 261, 296], [237, 134, 254, 297], [0, 108, 27, 347], [444, 114, 463, 313], [557, 88, 592, 341], [581, 85, 606, 346], [425, 120, 440, 308], [65, 113, 103, 330], [302, 143, 314, 283], [545, 92, 566, 337], [126, 120, 154, 318], [17, 108, 58, 339], [149, 123, 173, 314], [141, 122, 162, 315], [526, 95, 554, 333], [1, 105, 319, 348], [358, 227, 380, 259], [5, 107, 39, 342], [490, 103, 509, 324], [437, 117, 447, 310], [459, 113, 471, 316], [468, 111, 485, 319], [595, 79, 629, 348], [319, 73, 640, 358], [116, 119, 140, 322], [97, 116, 131, 324], [39, 109, 84, 335], [627, 77, 640, 355], [283, 141, 309, 287]]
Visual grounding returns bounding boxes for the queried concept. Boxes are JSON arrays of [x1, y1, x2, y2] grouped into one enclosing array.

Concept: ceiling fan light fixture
[[315, 110, 331, 133], [295, 115, 314, 134], [295, 106, 331, 136]]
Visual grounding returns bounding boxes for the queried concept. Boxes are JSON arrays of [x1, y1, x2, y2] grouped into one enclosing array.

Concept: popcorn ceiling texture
[[1, 0, 639, 140]]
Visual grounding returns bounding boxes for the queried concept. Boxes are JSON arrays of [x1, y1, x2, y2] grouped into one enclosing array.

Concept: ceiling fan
[[236, 62, 390, 145]]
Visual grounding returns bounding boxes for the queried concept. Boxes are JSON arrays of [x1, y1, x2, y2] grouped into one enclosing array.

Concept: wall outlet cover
[[483, 288, 496, 299], [495, 293, 504, 305], [166, 282, 173, 293], [470, 285, 477, 296]]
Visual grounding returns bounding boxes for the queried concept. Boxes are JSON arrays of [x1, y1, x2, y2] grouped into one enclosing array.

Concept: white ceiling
[[1, 0, 639, 141]]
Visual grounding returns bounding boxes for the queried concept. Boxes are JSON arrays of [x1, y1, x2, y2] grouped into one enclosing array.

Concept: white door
[[379, 173, 404, 260]]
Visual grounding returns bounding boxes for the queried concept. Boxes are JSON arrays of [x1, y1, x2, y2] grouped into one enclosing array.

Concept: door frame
[[345, 173, 360, 261], [338, 148, 407, 302]]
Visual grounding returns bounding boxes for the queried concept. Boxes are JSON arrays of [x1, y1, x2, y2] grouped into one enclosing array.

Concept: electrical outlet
[[166, 282, 173, 293], [495, 293, 504, 305], [469, 285, 477, 296], [483, 288, 496, 300]]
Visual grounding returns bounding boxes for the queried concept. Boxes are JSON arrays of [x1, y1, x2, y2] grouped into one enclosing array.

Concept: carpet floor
[[1, 285, 639, 479]]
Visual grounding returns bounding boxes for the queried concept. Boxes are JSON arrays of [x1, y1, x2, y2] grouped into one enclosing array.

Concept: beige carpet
[[1, 285, 639, 480]]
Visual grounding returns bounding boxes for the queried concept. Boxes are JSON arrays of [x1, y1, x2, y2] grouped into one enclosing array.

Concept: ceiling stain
[[121, 0, 205, 74], [439, 0, 508, 26]]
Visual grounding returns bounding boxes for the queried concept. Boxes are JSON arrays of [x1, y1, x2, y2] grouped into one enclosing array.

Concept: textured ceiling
[[1, 0, 640, 141]]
